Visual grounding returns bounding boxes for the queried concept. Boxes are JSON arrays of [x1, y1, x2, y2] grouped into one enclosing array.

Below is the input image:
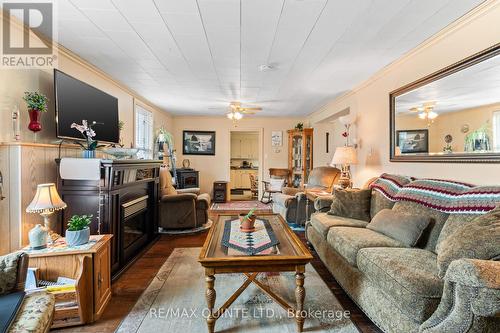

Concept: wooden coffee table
[[199, 213, 313, 333]]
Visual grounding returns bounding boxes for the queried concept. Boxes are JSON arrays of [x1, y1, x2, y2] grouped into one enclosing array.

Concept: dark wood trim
[[390, 43, 500, 163]]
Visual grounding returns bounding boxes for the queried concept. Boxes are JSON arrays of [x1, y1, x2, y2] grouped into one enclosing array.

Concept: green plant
[[67, 214, 92, 231], [295, 122, 304, 130], [23, 91, 48, 112], [244, 208, 256, 220], [118, 120, 125, 131]]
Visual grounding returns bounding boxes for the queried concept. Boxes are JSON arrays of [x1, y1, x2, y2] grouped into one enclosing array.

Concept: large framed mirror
[[390, 43, 500, 163]]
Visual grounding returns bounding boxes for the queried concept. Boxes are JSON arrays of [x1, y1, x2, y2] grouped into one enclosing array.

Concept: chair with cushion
[[273, 166, 340, 225], [260, 168, 289, 203], [159, 166, 211, 230], [1, 252, 55, 333]]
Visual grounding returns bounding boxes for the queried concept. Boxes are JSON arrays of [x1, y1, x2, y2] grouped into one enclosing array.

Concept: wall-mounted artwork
[[396, 129, 429, 154], [271, 131, 282, 146], [182, 130, 216, 155]]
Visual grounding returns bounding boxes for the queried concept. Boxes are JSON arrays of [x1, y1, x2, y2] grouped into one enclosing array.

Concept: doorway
[[229, 130, 261, 201]]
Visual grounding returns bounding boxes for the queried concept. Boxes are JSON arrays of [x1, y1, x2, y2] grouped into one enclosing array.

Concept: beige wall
[[172, 116, 304, 194], [309, 1, 500, 186]]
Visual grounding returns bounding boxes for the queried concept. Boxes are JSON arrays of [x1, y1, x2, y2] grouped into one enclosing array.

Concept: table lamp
[[331, 146, 358, 189], [26, 183, 67, 244]]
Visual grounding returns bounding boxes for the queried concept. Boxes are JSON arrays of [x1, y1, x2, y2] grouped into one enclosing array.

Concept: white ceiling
[[50, 0, 484, 116], [396, 53, 500, 114]]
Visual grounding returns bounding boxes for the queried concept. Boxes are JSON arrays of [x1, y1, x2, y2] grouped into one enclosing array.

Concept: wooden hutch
[[287, 128, 314, 187]]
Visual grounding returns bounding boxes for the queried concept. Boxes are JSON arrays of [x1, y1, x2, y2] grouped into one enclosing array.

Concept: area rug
[[158, 220, 212, 235], [211, 200, 272, 211], [116, 248, 358, 333]]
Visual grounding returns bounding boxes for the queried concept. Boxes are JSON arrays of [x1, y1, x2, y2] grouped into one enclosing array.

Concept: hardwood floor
[[55, 226, 381, 333]]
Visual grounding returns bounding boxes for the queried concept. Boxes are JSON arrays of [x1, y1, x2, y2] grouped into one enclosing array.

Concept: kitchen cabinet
[[230, 169, 257, 189], [231, 135, 258, 159]]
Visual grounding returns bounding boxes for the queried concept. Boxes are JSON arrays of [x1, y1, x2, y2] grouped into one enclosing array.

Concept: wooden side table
[[24, 235, 112, 328]]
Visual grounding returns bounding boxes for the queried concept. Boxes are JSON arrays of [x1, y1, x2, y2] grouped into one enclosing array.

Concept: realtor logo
[[1, 1, 57, 68]]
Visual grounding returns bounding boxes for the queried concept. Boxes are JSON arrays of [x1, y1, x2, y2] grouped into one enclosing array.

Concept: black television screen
[[54, 69, 119, 144]]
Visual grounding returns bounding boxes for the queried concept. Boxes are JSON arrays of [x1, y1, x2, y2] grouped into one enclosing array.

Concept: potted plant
[[71, 120, 105, 158], [23, 91, 48, 133], [65, 214, 92, 246], [295, 122, 304, 131], [239, 208, 257, 231]]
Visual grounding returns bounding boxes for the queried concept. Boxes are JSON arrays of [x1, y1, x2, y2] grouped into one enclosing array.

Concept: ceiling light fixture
[[410, 102, 438, 126], [227, 111, 243, 121]]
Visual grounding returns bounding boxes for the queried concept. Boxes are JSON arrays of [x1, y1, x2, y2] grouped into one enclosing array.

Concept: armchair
[[273, 166, 340, 226], [1, 252, 55, 333], [159, 166, 211, 230]]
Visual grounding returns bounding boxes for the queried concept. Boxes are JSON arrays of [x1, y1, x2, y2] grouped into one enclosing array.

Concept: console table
[[57, 159, 162, 279]]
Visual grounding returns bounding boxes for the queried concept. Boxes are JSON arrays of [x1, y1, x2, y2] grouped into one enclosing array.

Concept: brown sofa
[[272, 166, 340, 225], [159, 166, 211, 230]]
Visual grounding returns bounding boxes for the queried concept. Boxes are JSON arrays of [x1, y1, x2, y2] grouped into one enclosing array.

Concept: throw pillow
[[367, 209, 430, 247], [328, 189, 371, 221], [269, 178, 285, 192], [437, 206, 500, 278]]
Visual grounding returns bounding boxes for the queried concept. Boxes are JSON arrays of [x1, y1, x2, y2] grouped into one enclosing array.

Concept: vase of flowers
[[23, 91, 48, 133], [65, 214, 92, 246], [71, 120, 104, 158]]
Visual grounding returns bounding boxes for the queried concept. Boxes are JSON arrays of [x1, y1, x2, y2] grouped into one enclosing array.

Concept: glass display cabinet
[[287, 128, 314, 187]]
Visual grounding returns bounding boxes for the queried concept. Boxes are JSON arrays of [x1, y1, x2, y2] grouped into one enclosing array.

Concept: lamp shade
[[26, 183, 67, 213], [331, 146, 358, 165]]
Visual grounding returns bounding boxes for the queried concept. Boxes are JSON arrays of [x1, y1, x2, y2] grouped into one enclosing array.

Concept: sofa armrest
[[282, 187, 303, 196], [177, 187, 201, 195], [419, 259, 500, 333], [0, 252, 28, 295], [273, 193, 296, 208], [160, 193, 197, 203], [314, 195, 334, 212], [196, 193, 211, 209], [445, 258, 500, 289]]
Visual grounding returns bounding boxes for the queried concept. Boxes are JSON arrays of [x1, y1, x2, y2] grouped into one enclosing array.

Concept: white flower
[[71, 123, 86, 134]]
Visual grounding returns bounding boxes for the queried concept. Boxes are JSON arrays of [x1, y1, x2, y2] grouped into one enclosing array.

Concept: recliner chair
[[272, 166, 340, 226], [159, 166, 211, 230]]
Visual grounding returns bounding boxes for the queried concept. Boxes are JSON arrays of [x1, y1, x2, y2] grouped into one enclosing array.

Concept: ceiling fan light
[[428, 111, 438, 119], [418, 113, 426, 119], [226, 113, 234, 120], [234, 112, 243, 120]]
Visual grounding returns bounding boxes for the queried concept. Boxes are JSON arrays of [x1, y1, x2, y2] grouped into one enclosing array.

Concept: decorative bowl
[[102, 148, 138, 159]]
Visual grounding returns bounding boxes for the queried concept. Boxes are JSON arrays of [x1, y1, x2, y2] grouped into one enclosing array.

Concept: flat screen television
[[54, 69, 119, 144]]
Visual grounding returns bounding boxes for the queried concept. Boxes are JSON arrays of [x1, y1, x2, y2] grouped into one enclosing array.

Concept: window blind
[[135, 104, 153, 154]]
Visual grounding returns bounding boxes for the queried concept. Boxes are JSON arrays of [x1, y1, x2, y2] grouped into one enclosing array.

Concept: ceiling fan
[[225, 101, 262, 121]]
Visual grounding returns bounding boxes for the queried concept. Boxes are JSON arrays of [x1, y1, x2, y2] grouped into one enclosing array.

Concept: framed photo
[[183, 130, 216, 155], [396, 129, 429, 154], [271, 131, 282, 146]]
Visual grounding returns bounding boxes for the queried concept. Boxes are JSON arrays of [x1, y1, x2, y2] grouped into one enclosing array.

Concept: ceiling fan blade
[[242, 111, 257, 114], [240, 107, 262, 111]]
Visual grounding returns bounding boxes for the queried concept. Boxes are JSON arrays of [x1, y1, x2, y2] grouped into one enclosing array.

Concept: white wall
[[309, 1, 500, 186]]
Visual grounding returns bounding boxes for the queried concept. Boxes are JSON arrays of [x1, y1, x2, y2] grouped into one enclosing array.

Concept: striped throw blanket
[[369, 173, 415, 200], [395, 179, 500, 214]]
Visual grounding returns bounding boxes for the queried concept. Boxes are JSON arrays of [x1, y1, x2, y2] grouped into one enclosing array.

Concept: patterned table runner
[[221, 218, 280, 256]]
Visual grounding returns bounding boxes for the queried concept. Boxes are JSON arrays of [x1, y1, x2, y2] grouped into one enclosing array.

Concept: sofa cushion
[[357, 247, 443, 322], [0, 252, 24, 295], [310, 213, 368, 238], [326, 227, 404, 266], [392, 201, 448, 253], [367, 209, 430, 247], [437, 206, 500, 278], [435, 213, 477, 254], [8, 290, 55, 333], [370, 190, 395, 219], [328, 189, 371, 221]]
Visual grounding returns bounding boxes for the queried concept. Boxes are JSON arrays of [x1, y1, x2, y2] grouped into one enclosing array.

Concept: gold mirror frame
[[390, 43, 500, 163]]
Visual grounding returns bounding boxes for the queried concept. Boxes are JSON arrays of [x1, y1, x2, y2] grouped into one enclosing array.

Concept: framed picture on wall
[[396, 129, 429, 153], [271, 131, 282, 146], [182, 130, 216, 155]]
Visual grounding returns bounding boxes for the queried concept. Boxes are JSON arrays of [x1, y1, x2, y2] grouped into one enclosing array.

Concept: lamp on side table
[[26, 183, 67, 244], [331, 146, 357, 189]]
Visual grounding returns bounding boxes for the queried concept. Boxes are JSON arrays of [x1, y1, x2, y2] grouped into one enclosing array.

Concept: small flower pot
[[65, 227, 90, 246], [82, 150, 96, 158], [28, 109, 42, 132], [239, 213, 256, 231]]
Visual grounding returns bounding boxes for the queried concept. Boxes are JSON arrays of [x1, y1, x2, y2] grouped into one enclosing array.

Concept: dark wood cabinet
[[57, 159, 162, 279], [213, 181, 228, 203]]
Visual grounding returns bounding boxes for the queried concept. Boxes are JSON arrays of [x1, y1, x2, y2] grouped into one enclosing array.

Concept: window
[[135, 104, 153, 158], [494, 111, 500, 151]]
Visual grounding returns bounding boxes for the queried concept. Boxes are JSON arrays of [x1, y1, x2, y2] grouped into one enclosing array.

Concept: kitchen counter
[[230, 166, 259, 170]]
